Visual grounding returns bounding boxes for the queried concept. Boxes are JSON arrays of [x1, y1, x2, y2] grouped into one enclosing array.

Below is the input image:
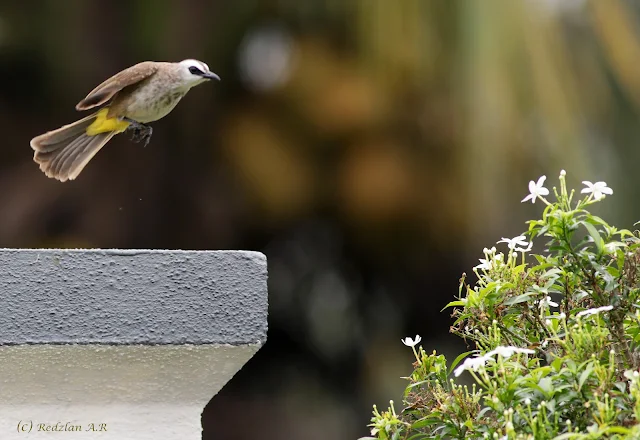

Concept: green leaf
[[406, 380, 430, 390], [407, 434, 431, 440], [513, 264, 528, 276], [588, 215, 609, 226], [538, 377, 554, 395], [533, 255, 548, 264], [526, 383, 550, 397], [549, 245, 570, 254], [603, 426, 631, 434], [578, 363, 594, 392], [617, 228, 635, 238], [528, 365, 552, 377], [504, 292, 536, 305], [583, 221, 604, 254], [551, 357, 564, 372], [614, 381, 627, 393], [442, 300, 465, 311], [409, 417, 438, 429]]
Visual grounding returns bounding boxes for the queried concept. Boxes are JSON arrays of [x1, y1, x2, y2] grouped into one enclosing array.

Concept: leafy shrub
[[362, 171, 640, 439]]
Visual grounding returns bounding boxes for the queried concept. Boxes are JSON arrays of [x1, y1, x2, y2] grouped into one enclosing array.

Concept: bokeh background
[[2, 0, 640, 438]]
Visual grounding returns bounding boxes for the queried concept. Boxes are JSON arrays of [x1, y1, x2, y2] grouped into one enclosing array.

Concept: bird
[[30, 59, 220, 182]]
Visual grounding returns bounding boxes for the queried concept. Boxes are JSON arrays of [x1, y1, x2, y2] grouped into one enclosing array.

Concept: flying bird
[[30, 59, 220, 182]]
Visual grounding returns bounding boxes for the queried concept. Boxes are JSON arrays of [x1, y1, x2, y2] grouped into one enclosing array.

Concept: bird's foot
[[123, 118, 153, 148]]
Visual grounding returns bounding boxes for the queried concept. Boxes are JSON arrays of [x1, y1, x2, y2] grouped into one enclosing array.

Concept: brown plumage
[[75, 61, 159, 113], [30, 59, 219, 182]]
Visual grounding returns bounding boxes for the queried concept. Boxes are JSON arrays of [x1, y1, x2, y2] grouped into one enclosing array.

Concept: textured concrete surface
[[0, 249, 268, 345]]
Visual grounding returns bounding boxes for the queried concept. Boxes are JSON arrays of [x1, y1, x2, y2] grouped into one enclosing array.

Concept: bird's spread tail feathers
[[30, 111, 123, 182]]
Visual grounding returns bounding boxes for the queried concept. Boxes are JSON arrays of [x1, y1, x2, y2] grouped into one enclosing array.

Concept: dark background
[[3, 1, 640, 438]]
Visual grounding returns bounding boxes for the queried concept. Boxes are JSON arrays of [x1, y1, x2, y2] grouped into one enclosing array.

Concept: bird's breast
[[121, 85, 188, 123]]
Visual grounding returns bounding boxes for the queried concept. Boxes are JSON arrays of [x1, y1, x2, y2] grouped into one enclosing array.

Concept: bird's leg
[[122, 117, 153, 148]]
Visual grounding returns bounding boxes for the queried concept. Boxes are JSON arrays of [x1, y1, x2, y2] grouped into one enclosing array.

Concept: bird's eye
[[188, 66, 203, 75]]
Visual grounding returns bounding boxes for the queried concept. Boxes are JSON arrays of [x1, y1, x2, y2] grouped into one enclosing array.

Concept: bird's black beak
[[203, 72, 221, 81]]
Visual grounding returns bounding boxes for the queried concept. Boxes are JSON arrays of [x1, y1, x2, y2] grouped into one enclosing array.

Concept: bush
[[362, 171, 640, 439]]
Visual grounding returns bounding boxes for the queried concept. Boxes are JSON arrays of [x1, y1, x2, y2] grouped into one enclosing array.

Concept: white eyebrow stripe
[[180, 59, 209, 72]]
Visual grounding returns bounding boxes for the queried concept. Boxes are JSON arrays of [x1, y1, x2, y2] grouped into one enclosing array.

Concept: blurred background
[[2, 0, 640, 438]]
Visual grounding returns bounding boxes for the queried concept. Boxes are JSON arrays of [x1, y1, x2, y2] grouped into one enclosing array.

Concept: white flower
[[474, 258, 492, 271], [454, 345, 536, 377], [539, 295, 558, 309], [487, 346, 535, 359], [581, 181, 613, 201], [474, 247, 503, 271], [517, 241, 533, 252], [560, 169, 566, 177], [524, 398, 531, 406], [522, 175, 550, 204], [454, 354, 489, 377], [604, 242, 625, 254], [401, 335, 422, 347], [498, 235, 532, 252], [576, 305, 613, 318]]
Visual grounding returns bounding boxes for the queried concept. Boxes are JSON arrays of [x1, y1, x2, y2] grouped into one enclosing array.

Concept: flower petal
[[521, 194, 535, 203], [576, 305, 613, 317]]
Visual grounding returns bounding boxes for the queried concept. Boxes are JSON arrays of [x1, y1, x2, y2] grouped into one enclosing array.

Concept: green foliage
[[362, 172, 640, 439]]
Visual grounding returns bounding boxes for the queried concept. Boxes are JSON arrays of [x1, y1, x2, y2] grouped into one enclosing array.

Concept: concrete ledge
[[0, 249, 267, 344], [0, 249, 268, 439]]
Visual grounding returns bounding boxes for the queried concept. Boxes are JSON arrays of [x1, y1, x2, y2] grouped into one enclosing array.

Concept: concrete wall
[[0, 249, 268, 440]]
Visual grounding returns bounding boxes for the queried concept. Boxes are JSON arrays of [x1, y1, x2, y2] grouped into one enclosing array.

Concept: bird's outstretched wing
[[75, 61, 159, 111]]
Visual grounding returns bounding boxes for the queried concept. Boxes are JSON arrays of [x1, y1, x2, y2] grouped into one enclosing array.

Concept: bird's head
[[177, 59, 220, 87]]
